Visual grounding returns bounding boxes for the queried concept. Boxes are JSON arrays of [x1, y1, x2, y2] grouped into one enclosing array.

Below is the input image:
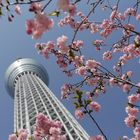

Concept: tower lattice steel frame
[[5, 58, 89, 140]]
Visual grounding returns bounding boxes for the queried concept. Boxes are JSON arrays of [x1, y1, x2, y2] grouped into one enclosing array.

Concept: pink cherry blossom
[[110, 10, 118, 20], [41, 48, 49, 59], [8, 134, 17, 140], [109, 77, 116, 86], [124, 115, 136, 127], [57, 35, 68, 46], [90, 23, 99, 34], [45, 41, 55, 52], [133, 127, 140, 139], [123, 84, 130, 93], [86, 91, 93, 100], [123, 24, 135, 36], [75, 109, 84, 119], [72, 55, 85, 67], [33, 132, 42, 140], [100, 19, 110, 29], [77, 11, 83, 17], [29, 2, 42, 13], [89, 101, 101, 112], [56, 56, 68, 69], [128, 94, 139, 104], [26, 19, 35, 35], [89, 135, 104, 140], [124, 8, 136, 17], [26, 13, 54, 39], [103, 51, 112, 60], [117, 13, 125, 20], [18, 130, 28, 140], [72, 40, 84, 49], [49, 127, 61, 135], [125, 106, 138, 116], [93, 40, 104, 47], [86, 59, 100, 69], [58, 45, 69, 54], [68, 4, 76, 16], [61, 84, 70, 98], [100, 28, 113, 38], [33, 113, 65, 139], [76, 66, 87, 76], [86, 77, 99, 86]]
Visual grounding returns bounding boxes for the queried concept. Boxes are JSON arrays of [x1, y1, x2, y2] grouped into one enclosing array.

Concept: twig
[[84, 107, 108, 140], [41, 0, 53, 12], [71, 0, 104, 44]]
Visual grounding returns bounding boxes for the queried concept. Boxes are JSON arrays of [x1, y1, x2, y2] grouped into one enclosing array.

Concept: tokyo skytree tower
[[5, 58, 89, 140]]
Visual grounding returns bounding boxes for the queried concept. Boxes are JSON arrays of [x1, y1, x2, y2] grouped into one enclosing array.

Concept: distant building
[[5, 58, 89, 140]]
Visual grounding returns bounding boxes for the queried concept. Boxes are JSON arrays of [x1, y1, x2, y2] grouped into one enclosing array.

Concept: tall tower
[[5, 58, 89, 140]]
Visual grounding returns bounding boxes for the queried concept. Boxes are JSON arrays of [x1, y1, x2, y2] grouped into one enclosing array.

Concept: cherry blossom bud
[[136, 14, 140, 20], [15, 5, 21, 15], [123, 84, 130, 93], [89, 135, 104, 140], [128, 94, 138, 104], [75, 109, 84, 119], [126, 71, 133, 77]]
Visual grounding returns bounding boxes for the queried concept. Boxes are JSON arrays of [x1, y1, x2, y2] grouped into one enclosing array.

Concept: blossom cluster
[[33, 113, 66, 140], [8, 113, 66, 140]]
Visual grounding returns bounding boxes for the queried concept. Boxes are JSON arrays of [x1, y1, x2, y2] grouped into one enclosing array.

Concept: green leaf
[[76, 90, 83, 96], [87, 99, 92, 104], [134, 39, 140, 47], [137, 88, 140, 93], [28, 137, 33, 140], [88, 110, 93, 114], [73, 102, 82, 109], [49, 11, 60, 17], [69, 50, 75, 58], [73, 96, 79, 99], [0, 7, 2, 16], [6, 0, 10, 4]]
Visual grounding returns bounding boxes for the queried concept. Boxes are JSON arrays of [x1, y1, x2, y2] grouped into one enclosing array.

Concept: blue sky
[[0, 0, 140, 139]]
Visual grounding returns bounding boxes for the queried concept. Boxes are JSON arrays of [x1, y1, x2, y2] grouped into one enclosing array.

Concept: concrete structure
[[5, 58, 89, 140]]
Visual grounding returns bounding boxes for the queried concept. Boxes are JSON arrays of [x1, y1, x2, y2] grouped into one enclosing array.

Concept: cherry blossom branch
[[41, 0, 53, 12], [0, 0, 45, 7], [84, 106, 108, 140], [115, 24, 140, 36], [71, 0, 104, 44], [95, 66, 140, 89], [73, 0, 81, 4]]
